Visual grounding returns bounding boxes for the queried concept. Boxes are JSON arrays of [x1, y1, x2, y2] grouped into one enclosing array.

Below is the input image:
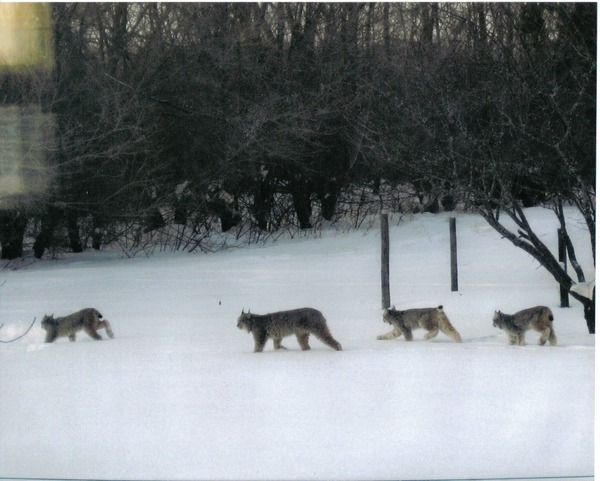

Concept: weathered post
[[449, 217, 458, 292], [381, 212, 390, 309], [558, 228, 569, 308]]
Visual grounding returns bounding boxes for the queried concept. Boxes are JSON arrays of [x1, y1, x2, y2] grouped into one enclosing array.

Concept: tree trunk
[[66, 210, 83, 253], [291, 180, 312, 229], [581, 288, 595, 334], [207, 198, 241, 233], [317, 179, 339, 222], [320, 191, 338, 221], [253, 179, 274, 231], [143, 208, 166, 234], [0, 211, 28, 259], [380, 213, 390, 308], [33, 204, 62, 258], [92, 214, 106, 250]]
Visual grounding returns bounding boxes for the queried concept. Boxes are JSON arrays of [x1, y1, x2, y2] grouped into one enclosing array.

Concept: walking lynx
[[237, 308, 342, 352], [493, 306, 556, 346], [377, 305, 462, 343], [41, 308, 114, 343]]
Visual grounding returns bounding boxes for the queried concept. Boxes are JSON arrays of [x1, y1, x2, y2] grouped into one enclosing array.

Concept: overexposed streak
[[0, 3, 53, 70]]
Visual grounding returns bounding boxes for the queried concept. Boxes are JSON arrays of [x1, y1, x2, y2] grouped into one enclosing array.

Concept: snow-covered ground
[[0, 207, 594, 481]]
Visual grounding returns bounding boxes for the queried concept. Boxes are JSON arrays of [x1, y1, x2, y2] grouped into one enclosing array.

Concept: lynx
[[41, 308, 114, 343], [377, 305, 462, 343], [493, 306, 556, 346], [237, 308, 342, 352]]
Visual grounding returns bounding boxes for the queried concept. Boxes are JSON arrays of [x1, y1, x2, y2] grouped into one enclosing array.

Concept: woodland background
[[0, 3, 596, 328]]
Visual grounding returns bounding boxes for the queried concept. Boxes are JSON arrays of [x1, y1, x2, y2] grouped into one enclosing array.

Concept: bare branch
[[0, 317, 37, 343]]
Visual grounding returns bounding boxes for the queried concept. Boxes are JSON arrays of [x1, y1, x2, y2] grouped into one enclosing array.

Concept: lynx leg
[[44, 331, 58, 343], [313, 331, 342, 351], [440, 327, 462, 343], [296, 332, 311, 350], [424, 328, 439, 340], [539, 327, 557, 346], [402, 327, 413, 341], [69, 333, 76, 342], [516, 332, 526, 346], [273, 337, 287, 350], [253, 331, 268, 352], [377, 325, 402, 340], [98, 320, 114, 339], [84, 326, 103, 340]]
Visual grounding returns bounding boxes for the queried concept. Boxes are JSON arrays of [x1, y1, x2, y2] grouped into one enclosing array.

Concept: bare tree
[[397, 3, 595, 332]]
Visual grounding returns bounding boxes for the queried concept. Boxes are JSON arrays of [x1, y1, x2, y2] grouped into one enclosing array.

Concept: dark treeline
[[0, 3, 596, 329]]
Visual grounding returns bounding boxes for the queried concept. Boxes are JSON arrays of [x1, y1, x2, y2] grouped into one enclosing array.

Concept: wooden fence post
[[381, 213, 390, 309], [449, 217, 458, 292], [558, 228, 569, 308]]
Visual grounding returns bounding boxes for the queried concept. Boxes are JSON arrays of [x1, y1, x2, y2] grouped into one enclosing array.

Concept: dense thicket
[[0, 3, 595, 329]]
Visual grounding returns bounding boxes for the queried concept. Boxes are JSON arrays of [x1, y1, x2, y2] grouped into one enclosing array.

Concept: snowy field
[[0, 207, 595, 481]]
